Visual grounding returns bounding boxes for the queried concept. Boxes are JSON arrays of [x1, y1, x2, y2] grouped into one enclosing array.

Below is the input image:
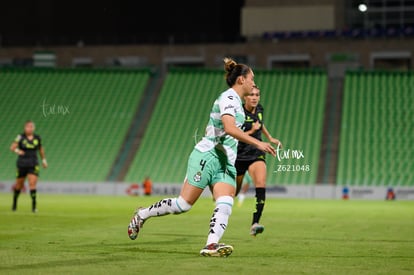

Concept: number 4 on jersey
[[200, 159, 207, 171]]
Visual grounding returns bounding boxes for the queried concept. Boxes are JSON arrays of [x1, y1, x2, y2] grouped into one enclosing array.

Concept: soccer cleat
[[128, 208, 145, 240], [200, 243, 233, 257], [32, 208, 38, 213], [250, 223, 264, 236]]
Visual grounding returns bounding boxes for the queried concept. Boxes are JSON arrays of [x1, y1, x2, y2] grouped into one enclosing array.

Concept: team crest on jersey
[[193, 172, 202, 182]]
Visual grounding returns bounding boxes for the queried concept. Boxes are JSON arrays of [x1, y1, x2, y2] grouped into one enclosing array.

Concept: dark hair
[[223, 57, 252, 87]]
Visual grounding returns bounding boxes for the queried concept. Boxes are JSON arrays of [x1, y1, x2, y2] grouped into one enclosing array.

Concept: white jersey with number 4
[[195, 88, 245, 165]]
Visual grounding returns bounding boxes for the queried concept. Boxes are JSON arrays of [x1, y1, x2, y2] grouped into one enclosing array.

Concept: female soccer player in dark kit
[[235, 85, 282, 236], [10, 120, 48, 212]]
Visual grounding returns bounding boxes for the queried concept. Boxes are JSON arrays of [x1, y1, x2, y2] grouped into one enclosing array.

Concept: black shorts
[[235, 156, 266, 176], [16, 165, 40, 178]]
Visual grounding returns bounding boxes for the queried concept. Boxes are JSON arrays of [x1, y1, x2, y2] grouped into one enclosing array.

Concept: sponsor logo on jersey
[[224, 105, 234, 111], [22, 139, 38, 149]]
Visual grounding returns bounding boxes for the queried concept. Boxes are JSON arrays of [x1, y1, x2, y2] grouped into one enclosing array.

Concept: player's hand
[[270, 138, 282, 149], [17, 150, 25, 156], [42, 159, 48, 169], [257, 141, 276, 157], [252, 121, 261, 132], [248, 121, 261, 135]]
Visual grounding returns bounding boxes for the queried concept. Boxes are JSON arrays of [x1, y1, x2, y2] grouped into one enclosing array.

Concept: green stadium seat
[[125, 69, 327, 185], [0, 68, 150, 182], [337, 71, 414, 187]]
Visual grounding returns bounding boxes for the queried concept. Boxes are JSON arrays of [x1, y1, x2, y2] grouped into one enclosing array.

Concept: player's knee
[[255, 182, 266, 188], [215, 195, 233, 216], [175, 196, 192, 213]]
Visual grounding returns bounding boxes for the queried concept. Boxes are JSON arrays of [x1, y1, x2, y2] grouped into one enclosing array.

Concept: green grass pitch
[[0, 193, 413, 275]]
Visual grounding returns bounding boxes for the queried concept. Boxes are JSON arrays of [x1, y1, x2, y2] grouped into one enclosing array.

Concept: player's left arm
[[262, 124, 282, 148]]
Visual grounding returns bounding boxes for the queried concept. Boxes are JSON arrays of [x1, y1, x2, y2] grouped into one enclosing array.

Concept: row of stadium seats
[[125, 69, 327, 185], [0, 68, 150, 181], [263, 26, 414, 41], [250, 70, 326, 185], [125, 69, 226, 183], [0, 68, 412, 186], [337, 71, 414, 186]]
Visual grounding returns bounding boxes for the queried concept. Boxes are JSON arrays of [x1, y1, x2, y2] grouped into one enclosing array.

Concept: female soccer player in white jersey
[[127, 57, 276, 257]]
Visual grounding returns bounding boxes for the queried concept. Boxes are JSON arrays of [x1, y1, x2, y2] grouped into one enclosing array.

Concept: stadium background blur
[[0, 0, 413, 198]]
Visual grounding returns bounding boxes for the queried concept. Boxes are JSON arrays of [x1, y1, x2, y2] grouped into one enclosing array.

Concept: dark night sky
[[0, 0, 245, 46]]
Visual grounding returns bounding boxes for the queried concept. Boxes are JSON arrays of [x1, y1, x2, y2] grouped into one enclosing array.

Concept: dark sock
[[12, 189, 21, 210], [30, 189, 37, 211], [252, 188, 266, 225]]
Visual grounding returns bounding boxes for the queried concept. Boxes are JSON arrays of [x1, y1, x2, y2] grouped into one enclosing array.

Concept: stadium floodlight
[[358, 3, 368, 13]]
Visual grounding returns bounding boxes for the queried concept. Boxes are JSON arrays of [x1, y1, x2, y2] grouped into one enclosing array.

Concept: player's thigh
[[235, 160, 249, 195], [15, 176, 25, 189], [248, 160, 267, 188], [179, 179, 204, 205], [244, 171, 253, 185], [235, 175, 245, 196]]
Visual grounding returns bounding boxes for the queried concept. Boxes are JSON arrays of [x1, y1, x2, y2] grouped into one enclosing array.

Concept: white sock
[[206, 196, 233, 245], [138, 196, 191, 220], [238, 193, 245, 203]]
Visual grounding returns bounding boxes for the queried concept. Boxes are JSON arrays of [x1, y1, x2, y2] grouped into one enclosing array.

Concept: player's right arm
[[222, 114, 275, 157], [10, 136, 24, 155], [245, 121, 261, 135]]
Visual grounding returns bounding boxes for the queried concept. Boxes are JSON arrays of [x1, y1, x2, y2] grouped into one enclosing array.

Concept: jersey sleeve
[[14, 134, 22, 143], [258, 104, 264, 125], [219, 94, 237, 117], [37, 135, 42, 148]]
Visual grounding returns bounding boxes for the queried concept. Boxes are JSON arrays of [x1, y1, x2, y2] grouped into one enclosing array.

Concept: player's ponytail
[[223, 57, 251, 87]]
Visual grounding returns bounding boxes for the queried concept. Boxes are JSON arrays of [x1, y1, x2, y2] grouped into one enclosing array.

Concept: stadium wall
[[0, 181, 413, 200], [1, 39, 413, 69], [242, 5, 335, 36]]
